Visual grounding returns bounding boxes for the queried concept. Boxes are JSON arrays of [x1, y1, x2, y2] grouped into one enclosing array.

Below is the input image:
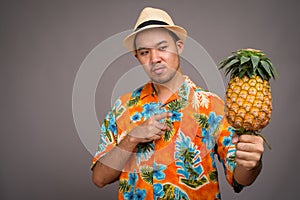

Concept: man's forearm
[[92, 135, 138, 188], [92, 112, 170, 188], [233, 160, 262, 186]]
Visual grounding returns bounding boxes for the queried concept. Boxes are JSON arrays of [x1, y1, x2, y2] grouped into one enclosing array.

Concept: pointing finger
[[153, 120, 170, 131], [151, 112, 172, 121]]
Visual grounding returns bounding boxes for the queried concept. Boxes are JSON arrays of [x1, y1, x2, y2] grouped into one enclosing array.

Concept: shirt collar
[[134, 75, 193, 102]]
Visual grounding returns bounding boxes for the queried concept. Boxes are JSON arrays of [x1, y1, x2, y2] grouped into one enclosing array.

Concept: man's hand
[[128, 112, 172, 145], [92, 112, 171, 188], [232, 134, 264, 170], [232, 134, 264, 186]]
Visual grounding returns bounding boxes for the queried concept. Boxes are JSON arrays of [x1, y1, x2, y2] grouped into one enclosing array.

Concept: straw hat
[[123, 7, 187, 51]]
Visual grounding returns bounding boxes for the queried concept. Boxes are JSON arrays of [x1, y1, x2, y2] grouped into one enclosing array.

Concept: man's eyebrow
[[136, 40, 168, 51], [136, 47, 149, 51], [155, 40, 168, 47]]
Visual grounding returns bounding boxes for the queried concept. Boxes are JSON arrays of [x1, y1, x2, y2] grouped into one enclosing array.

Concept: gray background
[[1, 0, 299, 199]]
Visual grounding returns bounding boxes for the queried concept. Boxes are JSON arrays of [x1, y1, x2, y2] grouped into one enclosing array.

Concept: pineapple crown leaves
[[219, 48, 279, 80]]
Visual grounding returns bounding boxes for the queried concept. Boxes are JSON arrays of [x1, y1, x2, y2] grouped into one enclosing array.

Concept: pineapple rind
[[225, 75, 272, 131]]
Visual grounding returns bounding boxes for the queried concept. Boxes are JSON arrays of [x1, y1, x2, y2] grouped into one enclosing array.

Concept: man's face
[[134, 28, 184, 85]]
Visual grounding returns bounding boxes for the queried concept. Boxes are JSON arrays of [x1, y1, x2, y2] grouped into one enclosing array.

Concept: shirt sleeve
[[216, 118, 244, 193], [211, 95, 245, 193], [91, 106, 119, 170]]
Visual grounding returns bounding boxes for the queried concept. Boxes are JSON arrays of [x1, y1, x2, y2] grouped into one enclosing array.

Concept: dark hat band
[[135, 20, 169, 31]]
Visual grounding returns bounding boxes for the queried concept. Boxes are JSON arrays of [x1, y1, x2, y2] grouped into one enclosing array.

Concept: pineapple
[[219, 48, 278, 148]]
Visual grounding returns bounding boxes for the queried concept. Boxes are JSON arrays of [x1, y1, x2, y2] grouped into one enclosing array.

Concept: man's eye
[[139, 50, 149, 56], [159, 46, 168, 51]]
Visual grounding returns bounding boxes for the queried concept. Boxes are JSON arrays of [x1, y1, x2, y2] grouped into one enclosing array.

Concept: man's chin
[[150, 77, 172, 85]]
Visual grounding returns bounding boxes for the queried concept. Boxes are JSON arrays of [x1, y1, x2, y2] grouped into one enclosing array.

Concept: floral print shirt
[[92, 76, 243, 200]]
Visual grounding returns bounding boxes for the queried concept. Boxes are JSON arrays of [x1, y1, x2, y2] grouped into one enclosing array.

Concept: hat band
[[135, 20, 169, 31]]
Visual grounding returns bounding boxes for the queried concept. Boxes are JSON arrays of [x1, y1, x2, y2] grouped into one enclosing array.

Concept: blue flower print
[[124, 188, 135, 200], [101, 123, 107, 133], [222, 136, 231, 147], [131, 112, 142, 122], [210, 152, 216, 168], [208, 112, 222, 131], [123, 171, 146, 200], [97, 133, 109, 152], [174, 186, 189, 199], [128, 171, 138, 186], [153, 162, 166, 181], [153, 183, 164, 199], [108, 123, 117, 135], [170, 110, 182, 122], [124, 187, 146, 200], [107, 112, 117, 135], [201, 127, 215, 150], [135, 188, 146, 200], [228, 126, 235, 136], [216, 192, 221, 199], [132, 86, 143, 98], [141, 103, 163, 119]]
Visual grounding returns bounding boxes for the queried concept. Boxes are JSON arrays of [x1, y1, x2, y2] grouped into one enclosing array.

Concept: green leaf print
[[161, 183, 189, 200], [137, 142, 154, 153], [163, 119, 174, 142], [103, 119, 112, 142], [167, 99, 183, 111], [162, 184, 175, 200], [127, 96, 140, 107], [194, 113, 209, 129], [180, 176, 208, 188], [179, 83, 188, 98], [209, 170, 218, 182], [179, 148, 195, 165], [119, 179, 131, 193], [115, 106, 125, 118], [139, 165, 153, 184]]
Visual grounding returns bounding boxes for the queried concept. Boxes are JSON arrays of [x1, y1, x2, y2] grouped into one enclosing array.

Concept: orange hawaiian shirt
[[92, 76, 243, 199]]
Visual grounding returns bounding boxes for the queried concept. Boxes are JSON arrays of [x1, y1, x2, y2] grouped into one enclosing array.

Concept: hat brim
[[123, 25, 187, 51]]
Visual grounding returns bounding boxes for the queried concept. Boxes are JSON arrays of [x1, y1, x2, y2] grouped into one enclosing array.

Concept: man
[[92, 7, 264, 200]]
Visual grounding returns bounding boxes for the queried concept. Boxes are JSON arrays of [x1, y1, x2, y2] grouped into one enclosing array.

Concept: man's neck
[[153, 73, 185, 104]]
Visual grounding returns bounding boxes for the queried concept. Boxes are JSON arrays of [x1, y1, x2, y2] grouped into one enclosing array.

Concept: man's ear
[[131, 50, 137, 58], [176, 40, 184, 55], [134, 50, 138, 58]]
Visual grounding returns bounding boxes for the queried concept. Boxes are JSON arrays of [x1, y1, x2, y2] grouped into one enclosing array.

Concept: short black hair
[[133, 27, 180, 51]]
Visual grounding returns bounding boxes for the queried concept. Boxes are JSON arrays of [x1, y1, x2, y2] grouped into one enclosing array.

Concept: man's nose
[[150, 49, 161, 64]]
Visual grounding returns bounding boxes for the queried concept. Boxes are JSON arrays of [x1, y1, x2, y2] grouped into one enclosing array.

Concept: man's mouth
[[152, 65, 166, 75]]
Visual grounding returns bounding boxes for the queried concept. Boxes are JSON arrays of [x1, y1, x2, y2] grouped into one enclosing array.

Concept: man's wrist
[[118, 134, 139, 152], [99, 146, 133, 171], [125, 132, 139, 146]]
